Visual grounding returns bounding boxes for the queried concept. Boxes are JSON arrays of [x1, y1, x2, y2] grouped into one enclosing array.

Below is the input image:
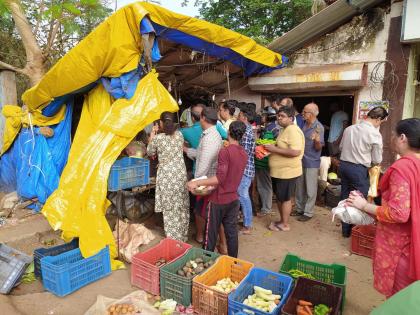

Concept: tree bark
[[7, 0, 46, 86]]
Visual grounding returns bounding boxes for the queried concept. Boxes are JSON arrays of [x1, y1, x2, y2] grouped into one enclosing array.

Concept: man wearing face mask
[[339, 106, 388, 237]]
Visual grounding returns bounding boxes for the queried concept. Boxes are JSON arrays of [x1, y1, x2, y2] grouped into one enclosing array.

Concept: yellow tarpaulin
[[22, 2, 285, 110], [42, 71, 178, 268]]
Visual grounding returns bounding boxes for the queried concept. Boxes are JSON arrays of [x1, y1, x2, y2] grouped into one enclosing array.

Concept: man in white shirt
[[339, 106, 388, 237]]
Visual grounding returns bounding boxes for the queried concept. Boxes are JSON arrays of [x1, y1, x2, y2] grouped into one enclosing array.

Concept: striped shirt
[[186, 125, 222, 178]]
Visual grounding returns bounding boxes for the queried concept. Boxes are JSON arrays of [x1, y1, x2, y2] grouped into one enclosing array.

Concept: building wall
[[289, 4, 398, 115], [403, 43, 420, 119]]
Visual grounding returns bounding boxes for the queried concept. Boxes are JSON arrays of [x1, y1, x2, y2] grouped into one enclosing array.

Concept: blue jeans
[[339, 160, 369, 237], [237, 174, 253, 228]]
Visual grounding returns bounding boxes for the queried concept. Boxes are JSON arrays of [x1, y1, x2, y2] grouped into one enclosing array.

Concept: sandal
[[275, 223, 290, 232], [268, 222, 280, 231]]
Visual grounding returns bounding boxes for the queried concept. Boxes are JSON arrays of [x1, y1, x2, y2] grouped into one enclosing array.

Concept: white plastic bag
[[331, 200, 375, 225]]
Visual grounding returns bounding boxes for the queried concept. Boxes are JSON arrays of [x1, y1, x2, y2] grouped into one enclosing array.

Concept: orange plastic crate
[[192, 256, 253, 315], [131, 238, 191, 295], [351, 225, 376, 258]]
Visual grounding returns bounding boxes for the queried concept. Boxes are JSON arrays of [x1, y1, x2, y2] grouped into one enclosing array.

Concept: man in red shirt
[[187, 121, 247, 257]]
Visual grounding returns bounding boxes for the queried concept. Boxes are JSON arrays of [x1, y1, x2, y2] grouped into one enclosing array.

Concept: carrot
[[297, 308, 311, 315], [304, 305, 313, 315], [298, 300, 313, 306]]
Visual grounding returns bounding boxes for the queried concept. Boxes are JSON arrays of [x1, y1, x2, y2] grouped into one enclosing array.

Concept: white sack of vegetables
[[331, 200, 374, 225]]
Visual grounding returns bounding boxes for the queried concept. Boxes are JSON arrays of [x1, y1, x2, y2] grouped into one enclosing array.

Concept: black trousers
[[339, 160, 370, 237], [204, 200, 240, 258]]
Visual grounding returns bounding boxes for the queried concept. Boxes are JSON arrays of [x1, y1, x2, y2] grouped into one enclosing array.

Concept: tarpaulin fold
[[41, 71, 178, 267]]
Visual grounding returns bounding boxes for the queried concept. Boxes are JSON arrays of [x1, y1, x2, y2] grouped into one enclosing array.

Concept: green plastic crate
[[160, 248, 220, 306], [279, 253, 347, 313]]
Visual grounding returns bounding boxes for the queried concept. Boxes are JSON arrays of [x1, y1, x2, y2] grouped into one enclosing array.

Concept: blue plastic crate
[[34, 238, 79, 279], [40, 246, 111, 296], [228, 267, 293, 315], [108, 157, 150, 191]]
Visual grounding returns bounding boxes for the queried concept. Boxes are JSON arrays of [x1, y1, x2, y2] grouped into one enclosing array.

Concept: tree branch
[[33, 0, 45, 37], [0, 60, 25, 74], [44, 20, 60, 59]]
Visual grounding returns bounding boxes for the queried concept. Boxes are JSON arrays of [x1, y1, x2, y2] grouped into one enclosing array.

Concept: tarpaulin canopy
[[1, 2, 287, 266]]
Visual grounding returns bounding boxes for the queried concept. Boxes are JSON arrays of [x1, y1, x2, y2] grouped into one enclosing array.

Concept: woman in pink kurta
[[347, 118, 420, 298]]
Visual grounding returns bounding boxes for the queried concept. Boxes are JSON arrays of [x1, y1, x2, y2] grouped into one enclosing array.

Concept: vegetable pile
[[296, 300, 331, 315], [153, 298, 177, 315], [177, 257, 215, 278], [243, 286, 281, 313], [154, 258, 167, 267], [256, 139, 276, 145], [210, 277, 239, 293], [288, 269, 315, 280], [255, 145, 270, 159], [107, 303, 138, 315]]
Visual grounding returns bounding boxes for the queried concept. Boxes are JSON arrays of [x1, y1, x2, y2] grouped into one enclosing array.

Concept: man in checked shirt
[[184, 107, 224, 248], [237, 106, 256, 234]]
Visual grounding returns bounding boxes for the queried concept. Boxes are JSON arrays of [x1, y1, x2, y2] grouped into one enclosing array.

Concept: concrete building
[[243, 0, 418, 168]]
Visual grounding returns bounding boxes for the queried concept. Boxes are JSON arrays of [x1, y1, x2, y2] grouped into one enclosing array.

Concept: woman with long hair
[[147, 112, 190, 241], [347, 118, 420, 297]]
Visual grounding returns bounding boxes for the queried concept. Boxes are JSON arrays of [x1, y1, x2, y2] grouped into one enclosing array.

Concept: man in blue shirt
[[180, 103, 227, 150], [327, 103, 349, 156], [294, 103, 324, 221]]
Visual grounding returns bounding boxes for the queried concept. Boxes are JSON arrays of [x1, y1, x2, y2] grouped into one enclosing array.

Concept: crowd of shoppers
[[145, 96, 420, 300]]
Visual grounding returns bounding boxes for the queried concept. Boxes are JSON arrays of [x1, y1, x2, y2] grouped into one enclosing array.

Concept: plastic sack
[[112, 220, 155, 263], [331, 200, 375, 225], [41, 71, 178, 269], [84, 290, 160, 315], [0, 104, 72, 208]]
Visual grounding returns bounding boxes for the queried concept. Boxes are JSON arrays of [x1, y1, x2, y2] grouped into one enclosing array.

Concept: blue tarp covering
[[0, 103, 73, 210]]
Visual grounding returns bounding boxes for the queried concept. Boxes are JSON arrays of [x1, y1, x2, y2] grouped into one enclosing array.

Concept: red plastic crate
[[351, 225, 376, 258], [131, 238, 191, 295]]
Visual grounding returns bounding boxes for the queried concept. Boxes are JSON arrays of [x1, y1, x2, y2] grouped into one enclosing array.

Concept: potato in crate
[[192, 256, 254, 315], [160, 248, 220, 306], [40, 246, 111, 296]]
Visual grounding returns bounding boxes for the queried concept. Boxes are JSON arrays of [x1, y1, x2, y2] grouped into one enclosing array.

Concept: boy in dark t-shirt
[[187, 121, 247, 257]]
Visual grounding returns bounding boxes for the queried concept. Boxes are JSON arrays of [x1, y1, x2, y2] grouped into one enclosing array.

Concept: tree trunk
[[7, 0, 46, 86]]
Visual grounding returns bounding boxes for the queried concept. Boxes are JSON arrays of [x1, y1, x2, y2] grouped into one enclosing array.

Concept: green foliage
[[194, 0, 313, 45]]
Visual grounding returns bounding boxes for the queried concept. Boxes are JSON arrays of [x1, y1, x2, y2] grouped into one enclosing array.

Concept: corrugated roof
[[268, 0, 387, 54]]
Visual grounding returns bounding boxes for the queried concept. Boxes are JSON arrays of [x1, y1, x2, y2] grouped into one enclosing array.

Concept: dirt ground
[[0, 205, 384, 315]]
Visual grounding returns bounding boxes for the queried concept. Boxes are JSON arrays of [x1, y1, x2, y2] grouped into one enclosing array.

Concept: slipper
[[240, 227, 252, 235], [290, 210, 303, 217], [275, 223, 290, 232], [195, 238, 203, 244], [257, 211, 271, 217], [268, 222, 280, 231]]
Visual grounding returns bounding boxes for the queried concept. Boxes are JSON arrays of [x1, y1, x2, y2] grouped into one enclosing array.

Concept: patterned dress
[[147, 131, 190, 242]]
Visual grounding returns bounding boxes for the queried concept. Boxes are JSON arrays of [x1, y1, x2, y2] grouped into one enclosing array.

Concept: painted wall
[[288, 4, 401, 121], [403, 43, 420, 119]]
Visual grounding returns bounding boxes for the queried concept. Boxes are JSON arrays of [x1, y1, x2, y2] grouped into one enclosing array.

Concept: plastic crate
[[160, 248, 220, 306], [279, 253, 347, 312], [192, 256, 254, 315], [351, 224, 376, 258], [281, 277, 343, 315], [131, 238, 192, 295], [34, 238, 79, 279], [40, 246, 111, 296], [108, 157, 150, 191], [0, 244, 32, 294], [229, 267, 293, 315]]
